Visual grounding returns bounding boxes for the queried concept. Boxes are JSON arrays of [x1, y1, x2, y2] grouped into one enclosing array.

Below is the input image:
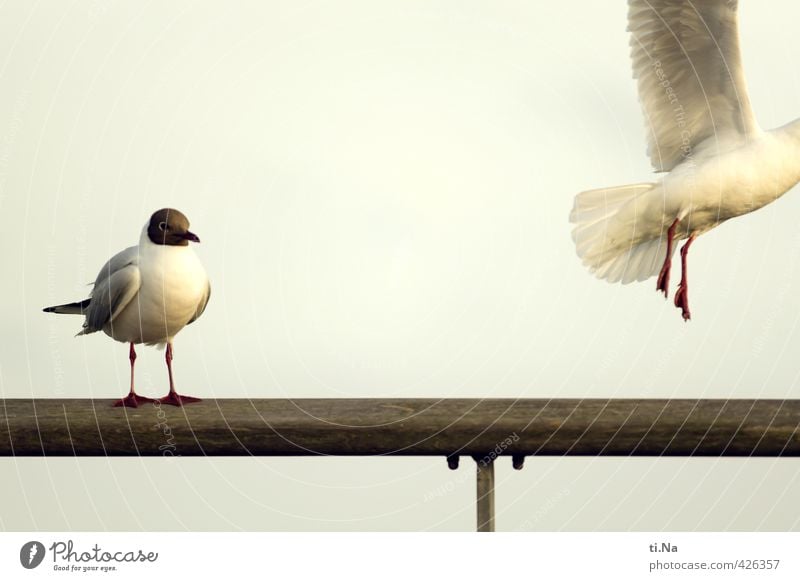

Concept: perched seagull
[[570, 0, 800, 320], [44, 208, 210, 407]]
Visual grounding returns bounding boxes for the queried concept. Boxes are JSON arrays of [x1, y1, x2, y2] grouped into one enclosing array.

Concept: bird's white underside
[[84, 223, 210, 346]]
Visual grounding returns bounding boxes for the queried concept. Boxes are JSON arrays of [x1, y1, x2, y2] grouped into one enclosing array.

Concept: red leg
[[158, 342, 202, 406], [114, 343, 156, 408], [656, 218, 680, 298], [673, 234, 696, 321]]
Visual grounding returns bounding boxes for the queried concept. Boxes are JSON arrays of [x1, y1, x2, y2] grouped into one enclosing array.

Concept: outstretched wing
[[81, 246, 141, 334], [628, 0, 759, 172]]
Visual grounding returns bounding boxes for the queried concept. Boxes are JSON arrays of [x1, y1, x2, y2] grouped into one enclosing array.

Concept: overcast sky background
[[1, 0, 800, 531]]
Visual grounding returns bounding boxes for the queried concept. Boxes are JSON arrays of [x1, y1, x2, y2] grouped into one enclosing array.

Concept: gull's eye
[[158, 221, 168, 231]]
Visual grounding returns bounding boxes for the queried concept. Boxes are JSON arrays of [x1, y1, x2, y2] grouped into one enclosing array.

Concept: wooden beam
[[0, 398, 798, 457]]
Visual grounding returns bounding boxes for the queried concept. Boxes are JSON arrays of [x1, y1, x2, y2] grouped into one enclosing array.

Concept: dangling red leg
[[114, 343, 156, 407], [158, 342, 202, 406], [656, 218, 680, 297], [673, 234, 696, 321]]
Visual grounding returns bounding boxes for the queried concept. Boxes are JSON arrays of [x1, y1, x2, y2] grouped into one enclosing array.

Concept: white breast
[[106, 243, 208, 345], [650, 132, 800, 236]]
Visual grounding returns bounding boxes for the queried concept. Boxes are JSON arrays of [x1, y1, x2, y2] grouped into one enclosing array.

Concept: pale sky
[[1, 1, 799, 531]]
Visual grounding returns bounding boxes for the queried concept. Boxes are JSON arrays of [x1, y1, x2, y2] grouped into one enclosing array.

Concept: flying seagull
[[570, 0, 800, 320], [44, 208, 210, 407]]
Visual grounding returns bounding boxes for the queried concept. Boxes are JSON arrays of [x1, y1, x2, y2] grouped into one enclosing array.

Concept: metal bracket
[[472, 455, 495, 532]]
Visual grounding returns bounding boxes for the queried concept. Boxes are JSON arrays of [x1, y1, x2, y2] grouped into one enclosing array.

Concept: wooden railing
[[2, 398, 798, 531]]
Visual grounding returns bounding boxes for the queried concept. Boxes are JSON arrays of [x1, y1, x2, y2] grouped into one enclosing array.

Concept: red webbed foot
[[158, 392, 202, 406], [113, 393, 156, 408], [674, 284, 691, 321]]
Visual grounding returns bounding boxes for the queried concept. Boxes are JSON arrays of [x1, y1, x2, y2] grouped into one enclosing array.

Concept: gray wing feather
[[628, 0, 759, 172], [80, 246, 141, 334]]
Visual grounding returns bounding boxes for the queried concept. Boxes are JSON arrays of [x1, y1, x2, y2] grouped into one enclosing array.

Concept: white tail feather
[[570, 183, 671, 284]]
